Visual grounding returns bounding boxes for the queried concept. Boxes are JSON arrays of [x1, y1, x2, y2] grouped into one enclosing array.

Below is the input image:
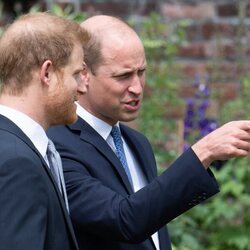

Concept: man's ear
[[82, 63, 90, 87], [40, 60, 53, 85], [77, 64, 90, 95]]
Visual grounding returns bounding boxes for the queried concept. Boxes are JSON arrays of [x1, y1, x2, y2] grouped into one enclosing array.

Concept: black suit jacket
[[48, 117, 219, 250], [0, 115, 78, 250]]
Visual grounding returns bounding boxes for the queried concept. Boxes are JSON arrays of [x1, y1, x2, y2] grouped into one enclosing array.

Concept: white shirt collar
[[0, 105, 48, 158], [76, 102, 119, 140]]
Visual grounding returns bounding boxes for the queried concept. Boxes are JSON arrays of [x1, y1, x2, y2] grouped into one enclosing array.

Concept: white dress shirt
[[76, 103, 160, 250], [0, 105, 48, 160]]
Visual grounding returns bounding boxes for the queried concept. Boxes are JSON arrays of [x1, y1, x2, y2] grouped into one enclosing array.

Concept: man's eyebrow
[[73, 68, 82, 75], [111, 66, 147, 76], [111, 69, 133, 77]]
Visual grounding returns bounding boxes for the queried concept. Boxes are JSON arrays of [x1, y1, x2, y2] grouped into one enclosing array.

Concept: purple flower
[[199, 83, 210, 96], [185, 98, 194, 107], [184, 118, 193, 128], [198, 100, 209, 111], [183, 74, 217, 151]]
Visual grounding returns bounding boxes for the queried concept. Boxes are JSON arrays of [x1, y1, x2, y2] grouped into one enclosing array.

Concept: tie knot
[[47, 139, 57, 154], [111, 126, 124, 150], [111, 126, 121, 140]]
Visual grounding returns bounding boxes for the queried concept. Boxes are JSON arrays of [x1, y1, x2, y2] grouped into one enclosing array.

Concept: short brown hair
[[82, 34, 103, 75], [0, 12, 90, 94]]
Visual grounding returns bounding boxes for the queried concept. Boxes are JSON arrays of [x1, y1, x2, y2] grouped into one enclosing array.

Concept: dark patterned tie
[[111, 126, 133, 186], [46, 139, 69, 212]]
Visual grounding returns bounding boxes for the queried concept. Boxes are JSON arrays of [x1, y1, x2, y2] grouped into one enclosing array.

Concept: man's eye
[[115, 73, 132, 80], [73, 72, 79, 78], [138, 69, 146, 76], [74, 72, 82, 81]]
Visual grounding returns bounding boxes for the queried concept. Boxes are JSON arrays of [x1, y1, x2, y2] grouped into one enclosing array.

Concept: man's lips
[[123, 100, 141, 110], [128, 100, 139, 106]]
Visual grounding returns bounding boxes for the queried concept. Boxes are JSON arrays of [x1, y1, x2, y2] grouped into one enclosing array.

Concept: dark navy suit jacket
[[0, 115, 78, 250], [48, 117, 219, 250]]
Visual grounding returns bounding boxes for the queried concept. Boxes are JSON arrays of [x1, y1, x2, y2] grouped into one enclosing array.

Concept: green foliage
[[136, 12, 187, 63], [220, 74, 250, 123], [48, 4, 88, 22], [168, 74, 250, 250], [169, 157, 250, 250], [0, 1, 4, 36], [29, 3, 88, 22]]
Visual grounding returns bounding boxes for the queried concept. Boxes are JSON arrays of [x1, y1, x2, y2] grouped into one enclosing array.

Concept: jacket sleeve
[[58, 140, 219, 243]]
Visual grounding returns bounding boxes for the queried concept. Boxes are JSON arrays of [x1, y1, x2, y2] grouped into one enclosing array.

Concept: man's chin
[[120, 115, 139, 123], [125, 112, 140, 121]]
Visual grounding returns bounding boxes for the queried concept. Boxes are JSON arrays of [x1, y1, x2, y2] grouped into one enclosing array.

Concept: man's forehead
[[99, 58, 146, 74]]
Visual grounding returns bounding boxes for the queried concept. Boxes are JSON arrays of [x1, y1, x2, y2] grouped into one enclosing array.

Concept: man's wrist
[[191, 142, 213, 169]]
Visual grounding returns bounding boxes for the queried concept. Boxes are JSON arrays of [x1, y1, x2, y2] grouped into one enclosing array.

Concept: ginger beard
[[45, 71, 78, 127]]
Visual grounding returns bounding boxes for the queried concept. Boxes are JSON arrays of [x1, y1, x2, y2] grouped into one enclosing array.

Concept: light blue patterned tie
[[111, 126, 133, 186], [47, 139, 69, 212]]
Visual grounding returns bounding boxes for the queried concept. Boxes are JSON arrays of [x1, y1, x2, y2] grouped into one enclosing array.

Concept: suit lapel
[[68, 118, 134, 194], [0, 115, 78, 249], [120, 124, 156, 182]]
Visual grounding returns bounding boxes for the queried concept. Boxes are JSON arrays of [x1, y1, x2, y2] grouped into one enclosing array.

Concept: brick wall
[[77, 0, 250, 102], [1, 0, 248, 103]]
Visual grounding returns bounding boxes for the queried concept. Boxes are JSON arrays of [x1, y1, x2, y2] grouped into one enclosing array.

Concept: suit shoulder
[[0, 130, 39, 162]]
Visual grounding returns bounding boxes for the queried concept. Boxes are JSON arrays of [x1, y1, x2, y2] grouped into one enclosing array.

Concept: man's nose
[[128, 75, 144, 95]]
